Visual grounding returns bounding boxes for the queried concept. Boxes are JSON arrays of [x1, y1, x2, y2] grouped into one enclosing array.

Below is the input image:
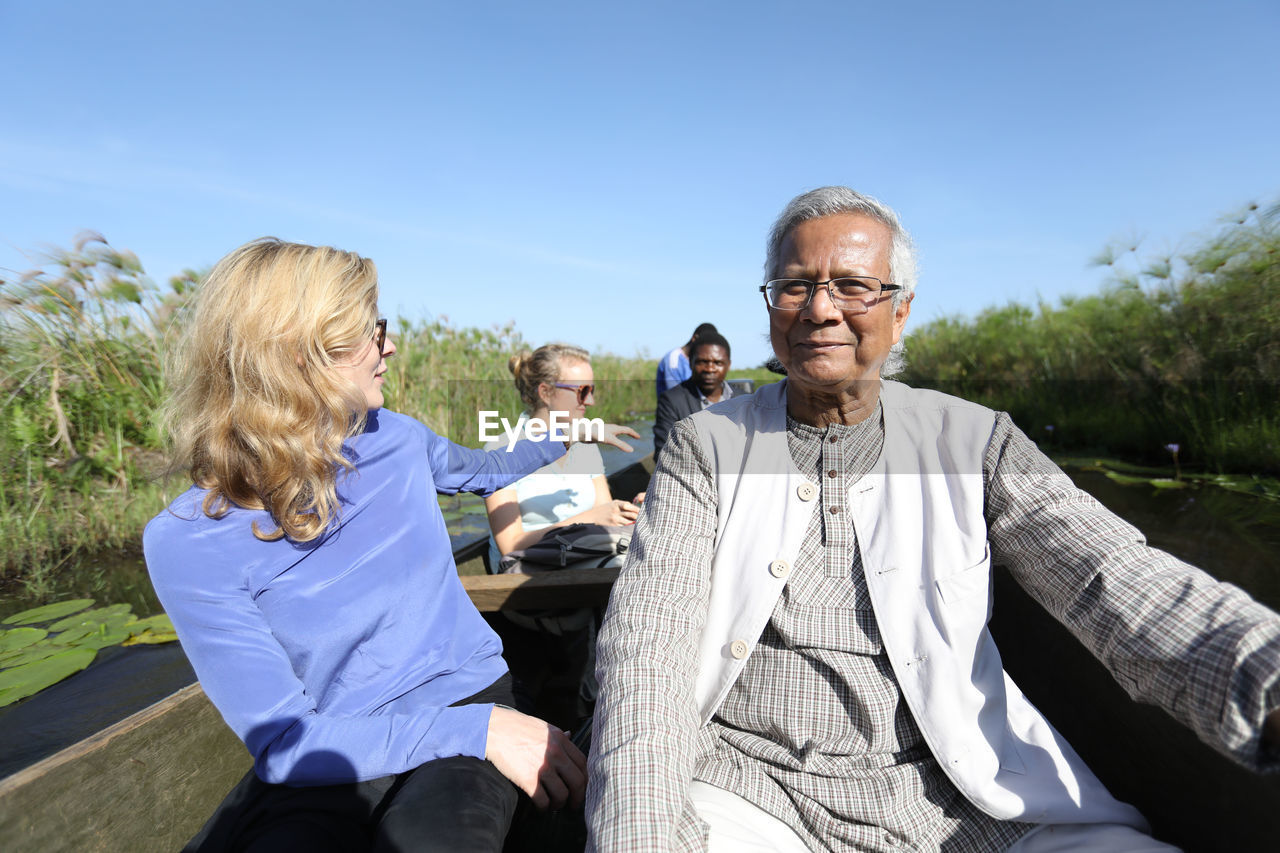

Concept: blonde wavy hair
[[160, 237, 380, 542]]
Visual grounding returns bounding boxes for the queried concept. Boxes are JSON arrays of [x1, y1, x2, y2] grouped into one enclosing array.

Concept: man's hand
[[486, 706, 587, 809], [576, 423, 641, 453]]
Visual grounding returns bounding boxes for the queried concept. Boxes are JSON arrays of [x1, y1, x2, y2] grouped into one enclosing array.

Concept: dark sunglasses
[[373, 318, 387, 355], [553, 382, 595, 405]]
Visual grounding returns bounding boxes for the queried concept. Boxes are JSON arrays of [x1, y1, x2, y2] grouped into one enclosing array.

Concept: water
[[0, 549, 162, 623], [1062, 467, 1280, 610]]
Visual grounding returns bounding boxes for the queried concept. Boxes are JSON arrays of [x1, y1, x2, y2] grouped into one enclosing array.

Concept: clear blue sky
[[3, 0, 1277, 368]]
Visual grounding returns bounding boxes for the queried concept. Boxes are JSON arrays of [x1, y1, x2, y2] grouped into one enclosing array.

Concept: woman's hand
[[573, 423, 641, 453], [586, 499, 640, 526], [486, 706, 587, 810]]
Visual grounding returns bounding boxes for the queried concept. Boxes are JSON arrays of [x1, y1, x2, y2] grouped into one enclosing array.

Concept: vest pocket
[[999, 722, 1028, 774], [933, 545, 995, 648], [935, 544, 992, 605]]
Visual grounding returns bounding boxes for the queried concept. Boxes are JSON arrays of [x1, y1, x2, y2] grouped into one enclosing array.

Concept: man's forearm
[[985, 416, 1280, 770], [587, 421, 718, 850]]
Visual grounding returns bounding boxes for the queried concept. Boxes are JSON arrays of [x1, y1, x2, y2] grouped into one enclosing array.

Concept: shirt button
[[768, 559, 790, 578], [829, 505, 841, 514], [827, 470, 838, 478], [828, 435, 838, 443], [796, 482, 818, 501], [729, 640, 749, 659]]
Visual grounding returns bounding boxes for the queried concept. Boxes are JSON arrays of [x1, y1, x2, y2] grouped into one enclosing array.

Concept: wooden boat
[[4, 451, 1280, 850]]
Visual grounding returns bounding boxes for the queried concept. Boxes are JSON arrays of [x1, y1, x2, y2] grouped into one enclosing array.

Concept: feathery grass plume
[[1, 236, 197, 582], [1088, 244, 1120, 267]]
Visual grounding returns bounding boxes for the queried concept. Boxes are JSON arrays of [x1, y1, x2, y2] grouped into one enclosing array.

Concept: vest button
[[729, 639, 749, 659], [768, 559, 790, 578], [796, 482, 818, 501]]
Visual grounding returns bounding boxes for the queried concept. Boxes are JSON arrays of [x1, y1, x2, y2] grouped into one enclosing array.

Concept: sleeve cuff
[[414, 702, 494, 762]]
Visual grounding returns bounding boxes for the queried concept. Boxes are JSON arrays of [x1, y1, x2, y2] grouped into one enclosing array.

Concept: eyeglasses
[[760, 278, 902, 313], [553, 382, 595, 405], [373, 318, 387, 355]]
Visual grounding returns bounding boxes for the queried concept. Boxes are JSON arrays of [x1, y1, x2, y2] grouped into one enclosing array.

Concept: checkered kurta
[[588, 394, 1280, 852]]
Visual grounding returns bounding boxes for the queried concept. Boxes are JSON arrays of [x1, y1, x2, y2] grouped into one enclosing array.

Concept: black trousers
[[186, 675, 520, 853]]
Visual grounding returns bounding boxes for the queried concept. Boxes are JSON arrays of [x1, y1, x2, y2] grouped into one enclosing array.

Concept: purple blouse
[[144, 409, 564, 785]]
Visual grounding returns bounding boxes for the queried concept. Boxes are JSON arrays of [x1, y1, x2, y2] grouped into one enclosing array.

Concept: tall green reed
[[901, 202, 1280, 473], [381, 319, 656, 447], [2, 241, 659, 587], [1, 235, 196, 584]]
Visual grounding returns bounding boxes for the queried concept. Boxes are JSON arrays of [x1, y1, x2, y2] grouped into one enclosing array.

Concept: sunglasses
[[553, 382, 595, 405], [373, 318, 387, 355]]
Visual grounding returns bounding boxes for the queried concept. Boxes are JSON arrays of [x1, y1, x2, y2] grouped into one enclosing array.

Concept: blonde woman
[[144, 239, 629, 852], [483, 344, 641, 571]]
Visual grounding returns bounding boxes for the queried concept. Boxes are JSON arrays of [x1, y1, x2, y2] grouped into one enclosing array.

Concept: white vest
[[686, 379, 1145, 826]]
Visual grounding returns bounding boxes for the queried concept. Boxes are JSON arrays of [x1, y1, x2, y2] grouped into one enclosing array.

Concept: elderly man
[[653, 332, 733, 457], [587, 187, 1280, 852]]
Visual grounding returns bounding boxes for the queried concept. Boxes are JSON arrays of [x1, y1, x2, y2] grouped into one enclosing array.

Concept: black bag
[[494, 523, 629, 636], [497, 523, 630, 575]]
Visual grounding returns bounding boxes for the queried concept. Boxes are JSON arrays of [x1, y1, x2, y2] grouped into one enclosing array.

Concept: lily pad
[[125, 613, 175, 635], [56, 612, 133, 643], [1149, 478, 1190, 490], [0, 647, 97, 707], [122, 628, 179, 646], [0, 627, 49, 653], [47, 603, 133, 633], [50, 612, 133, 645], [0, 642, 75, 669], [1103, 470, 1151, 486], [2, 599, 95, 626], [74, 622, 133, 648]]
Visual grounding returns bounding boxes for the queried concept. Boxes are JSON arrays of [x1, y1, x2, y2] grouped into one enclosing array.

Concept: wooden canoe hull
[[0, 683, 248, 850], [0, 564, 628, 851]]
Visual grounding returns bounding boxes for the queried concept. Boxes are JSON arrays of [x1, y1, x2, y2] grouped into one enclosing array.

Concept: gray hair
[[763, 186, 917, 376]]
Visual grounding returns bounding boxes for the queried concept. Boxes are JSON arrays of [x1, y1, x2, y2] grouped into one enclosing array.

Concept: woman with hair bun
[[482, 344, 642, 725], [484, 343, 641, 569], [143, 239, 630, 852]]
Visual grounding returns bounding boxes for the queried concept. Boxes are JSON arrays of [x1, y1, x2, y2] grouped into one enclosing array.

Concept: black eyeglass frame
[[373, 318, 388, 355], [760, 277, 903, 311]]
